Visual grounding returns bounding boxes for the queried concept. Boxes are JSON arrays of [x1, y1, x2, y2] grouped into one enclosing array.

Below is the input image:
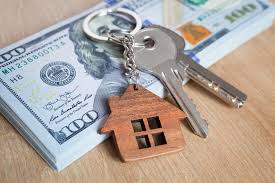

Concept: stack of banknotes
[[0, 0, 274, 171]]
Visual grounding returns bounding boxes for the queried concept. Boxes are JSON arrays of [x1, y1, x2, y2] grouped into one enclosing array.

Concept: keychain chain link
[[108, 32, 139, 86]]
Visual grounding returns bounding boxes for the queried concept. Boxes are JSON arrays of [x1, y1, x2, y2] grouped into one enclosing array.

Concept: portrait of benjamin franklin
[[69, 13, 157, 119]]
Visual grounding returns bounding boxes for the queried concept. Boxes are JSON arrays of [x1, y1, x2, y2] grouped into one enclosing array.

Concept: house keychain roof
[[101, 85, 187, 162]]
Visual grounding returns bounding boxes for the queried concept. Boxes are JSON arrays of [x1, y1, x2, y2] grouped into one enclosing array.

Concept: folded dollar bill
[[0, 0, 274, 171]]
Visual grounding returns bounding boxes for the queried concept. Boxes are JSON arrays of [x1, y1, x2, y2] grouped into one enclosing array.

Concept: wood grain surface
[[0, 0, 274, 183]]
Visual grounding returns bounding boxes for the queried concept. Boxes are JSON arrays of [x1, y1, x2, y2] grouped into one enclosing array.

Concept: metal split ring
[[82, 8, 142, 42]]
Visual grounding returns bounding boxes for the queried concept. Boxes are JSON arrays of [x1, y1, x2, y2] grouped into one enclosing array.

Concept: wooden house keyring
[[101, 85, 187, 162]]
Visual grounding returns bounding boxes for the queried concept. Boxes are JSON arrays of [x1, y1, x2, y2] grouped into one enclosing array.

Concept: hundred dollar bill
[[0, 0, 274, 171], [110, 0, 275, 67], [0, 2, 164, 171]]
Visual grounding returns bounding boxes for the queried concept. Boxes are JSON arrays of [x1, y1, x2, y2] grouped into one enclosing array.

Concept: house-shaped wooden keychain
[[101, 85, 187, 161]]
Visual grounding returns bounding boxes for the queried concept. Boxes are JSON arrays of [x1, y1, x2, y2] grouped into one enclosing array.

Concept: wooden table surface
[[0, 0, 274, 182]]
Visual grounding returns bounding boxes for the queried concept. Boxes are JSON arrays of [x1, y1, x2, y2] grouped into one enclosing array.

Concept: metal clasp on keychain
[[108, 31, 139, 88]]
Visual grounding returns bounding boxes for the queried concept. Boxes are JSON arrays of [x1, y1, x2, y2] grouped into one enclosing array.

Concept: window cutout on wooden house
[[131, 119, 146, 132], [136, 135, 151, 149], [148, 116, 162, 129], [152, 132, 167, 146]]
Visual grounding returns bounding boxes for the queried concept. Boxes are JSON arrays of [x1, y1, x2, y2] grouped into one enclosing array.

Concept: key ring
[[82, 8, 142, 42]]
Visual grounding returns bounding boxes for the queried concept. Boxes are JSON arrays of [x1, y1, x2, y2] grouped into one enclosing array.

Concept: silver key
[[134, 27, 208, 138], [150, 25, 247, 108]]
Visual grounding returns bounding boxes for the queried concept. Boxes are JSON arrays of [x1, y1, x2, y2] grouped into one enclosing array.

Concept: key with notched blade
[[133, 27, 208, 138], [150, 25, 247, 108]]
